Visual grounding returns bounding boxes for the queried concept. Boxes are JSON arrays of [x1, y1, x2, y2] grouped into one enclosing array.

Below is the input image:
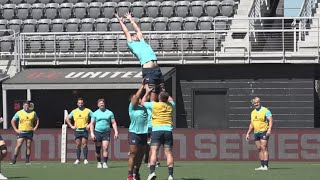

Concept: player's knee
[[26, 143, 32, 149], [95, 146, 101, 154], [0, 145, 7, 156], [257, 146, 262, 151], [261, 146, 267, 151]]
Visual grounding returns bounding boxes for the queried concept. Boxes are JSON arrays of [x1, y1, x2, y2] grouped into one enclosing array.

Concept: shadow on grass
[[8, 177, 28, 179], [181, 178, 205, 180], [269, 167, 292, 170]]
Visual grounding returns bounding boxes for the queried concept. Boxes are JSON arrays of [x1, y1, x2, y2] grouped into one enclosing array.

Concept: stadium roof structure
[[0, 73, 9, 83]]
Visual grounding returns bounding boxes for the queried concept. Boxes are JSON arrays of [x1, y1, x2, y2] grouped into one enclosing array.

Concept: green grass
[[2, 161, 320, 180]]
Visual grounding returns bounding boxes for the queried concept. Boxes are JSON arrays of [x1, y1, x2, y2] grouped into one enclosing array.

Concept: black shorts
[[254, 131, 270, 141], [74, 130, 89, 140], [0, 135, 3, 141], [151, 130, 173, 148], [142, 66, 164, 86], [94, 130, 110, 142], [147, 127, 152, 138], [18, 131, 33, 140], [128, 132, 148, 146]]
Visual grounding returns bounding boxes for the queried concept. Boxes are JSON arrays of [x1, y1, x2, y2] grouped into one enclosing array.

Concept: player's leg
[[254, 134, 264, 170], [0, 140, 8, 179], [95, 140, 102, 168], [128, 132, 138, 179], [101, 140, 110, 168], [82, 134, 89, 164], [147, 131, 162, 180], [164, 131, 174, 180], [25, 137, 33, 164], [74, 136, 81, 164], [11, 136, 25, 164], [134, 134, 147, 180], [260, 135, 269, 170]]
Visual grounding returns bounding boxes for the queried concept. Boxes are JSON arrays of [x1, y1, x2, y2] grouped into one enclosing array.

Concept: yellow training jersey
[[251, 107, 269, 133], [72, 108, 91, 129], [17, 110, 35, 131], [151, 102, 174, 127]]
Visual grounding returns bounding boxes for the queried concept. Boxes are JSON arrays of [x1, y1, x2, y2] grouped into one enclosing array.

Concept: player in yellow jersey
[[246, 97, 273, 170], [11, 101, 39, 165], [142, 87, 175, 180], [0, 117, 8, 179], [66, 98, 93, 165]]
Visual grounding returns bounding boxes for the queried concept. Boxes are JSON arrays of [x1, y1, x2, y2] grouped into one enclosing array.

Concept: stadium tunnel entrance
[[1, 67, 176, 129]]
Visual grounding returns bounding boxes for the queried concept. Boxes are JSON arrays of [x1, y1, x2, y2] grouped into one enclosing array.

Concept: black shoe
[[10, 160, 16, 165]]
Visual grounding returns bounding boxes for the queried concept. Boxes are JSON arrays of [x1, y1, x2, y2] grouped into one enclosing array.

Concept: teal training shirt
[[92, 109, 115, 132], [127, 39, 157, 65], [128, 103, 148, 134]]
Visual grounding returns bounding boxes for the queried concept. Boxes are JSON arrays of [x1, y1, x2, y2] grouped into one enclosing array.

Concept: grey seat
[[117, 1, 131, 17], [58, 35, 71, 52], [43, 36, 56, 53], [184, 17, 198, 30], [80, 18, 94, 32], [29, 36, 43, 53], [8, 19, 22, 34], [66, 18, 80, 32], [205, 33, 219, 51], [11, 0, 23, 5], [206, 1, 220, 17], [39, 0, 51, 4], [31, 3, 45, 20], [97, 0, 106, 3], [102, 2, 117, 19], [199, 16, 213, 30], [89, 2, 102, 19], [176, 34, 191, 51], [53, 0, 64, 4], [3, 4, 16, 20], [74, 2, 88, 19], [109, 18, 121, 31], [140, 17, 153, 31], [161, 1, 174, 18], [25, 0, 37, 4], [82, 0, 92, 3], [52, 19, 66, 32], [146, 1, 160, 18], [0, 0, 9, 6], [23, 19, 37, 32], [125, 18, 139, 31], [17, 4, 31, 21], [88, 35, 101, 52], [214, 16, 228, 30], [117, 35, 128, 52], [60, 3, 73, 19], [73, 35, 86, 52], [45, 3, 59, 20], [102, 34, 116, 52], [68, 0, 79, 4], [169, 17, 183, 31], [38, 19, 51, 32], [175, 1, 190, 18], [111, 0, 121, 2], [0, 20, 8, 36], [190, 1, 205, 17], [149, 34, 161, 50], [96, 18, 109, 31], [221, 0, 234, 17], [154, 17, 168, 31], [162, 34, 176, 51], [0, 36, 13, 52], [132, 1, 146, 18], [192, 34, 204, 51]]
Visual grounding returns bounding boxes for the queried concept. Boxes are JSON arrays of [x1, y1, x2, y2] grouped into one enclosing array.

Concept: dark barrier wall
[[176, 64, 316, 128], [1, 128, 320, 161]]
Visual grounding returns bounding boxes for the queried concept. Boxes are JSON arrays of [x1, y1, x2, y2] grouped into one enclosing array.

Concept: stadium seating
[[81, 18, 95, 32], [38, 19, 51, 32], [52, 19, 66, 32], [96, 18, 109, 31], [0, 35, 13, 52], [146, 1, 160, 18], [17, 4, 31, 21], [45, 3, 59, 20], [89, 2, 102, 19], [31, 3, 45, 20], [0, 19, 8, 36]]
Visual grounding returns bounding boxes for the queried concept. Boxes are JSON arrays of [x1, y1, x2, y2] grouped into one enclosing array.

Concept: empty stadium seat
[[190, 1, 205, 18], [97, 0, 106, 3], [0, 20, 8, 36], [8, 19, 22, 34], [117, 1, 131, 17], [45, 3, 59, 20], [23, 19, 37, 32], [117, 35, 128, 52], [125, 18, 139, 31], [39, 0, 51, 4], [73, 35, 86, 52], [3, 4, 16, 20], [199, 16, 213, 30], [31, 3, 45, 20], [140, 17, 153, 31], [154, 17, 168, 31], [206, 1, 220, 17], [11, 0, 23, 5], [169, 17, 183, 31], [53, 0, 64, 4], [88, 35, 101, 52], [83, 0, 92, 3], [205, 33, 219, 51], [89, 2, 102, 19], [68, 0, 79, 4], [184, 17, 198, 30], [58, 35, 71, 52], [102, 2, 117, 19], [191, 34, 204, 51], [214, 16, 228, 30], [162, 34, 176, 51], [66, 18, 80, 32], [111, 0, 121, 2], [146, 1, 160, 18], [37, 19, 51, 32], [29, 36, 43, 53], [161, 1, 175, 18], [80, 18, 95, 32], [52, 19, 66, 32], [0, 36, 13, 52], [0, 0, 9, 6], [149, 34, 161, 50], [43, 36, 55, 53], [17, 4, 31, 21], [109, 18, 121, 31], [25, 0, 37, 4], [60, 3, 73, 19], [176, 34, 191, 51], [175, 1, 190, 18], [102, 34, 116, 52], [132, 1, 146, 18], [74, 3, 88, 19], [96, 18, 109, 31], [221, 0, 234, 17]]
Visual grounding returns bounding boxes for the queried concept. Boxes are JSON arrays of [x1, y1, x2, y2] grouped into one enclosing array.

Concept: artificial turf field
[[2, 161, 320, 180]]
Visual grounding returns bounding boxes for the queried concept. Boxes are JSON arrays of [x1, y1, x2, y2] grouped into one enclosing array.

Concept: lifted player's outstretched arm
[[115, 13, 132, 42], [132, 79, 146, 107], [124, 12, 143, 40]]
